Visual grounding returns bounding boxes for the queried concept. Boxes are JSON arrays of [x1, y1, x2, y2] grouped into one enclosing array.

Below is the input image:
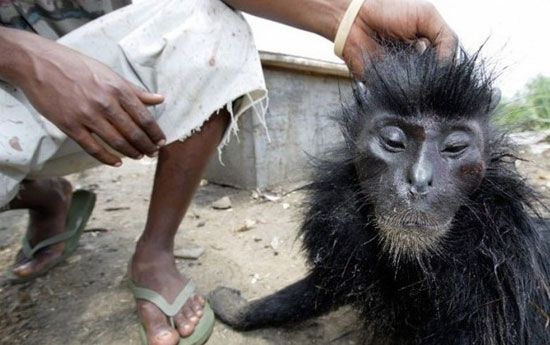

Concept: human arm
[[0, 27, 166, 166], [222, 0, 457, 75]]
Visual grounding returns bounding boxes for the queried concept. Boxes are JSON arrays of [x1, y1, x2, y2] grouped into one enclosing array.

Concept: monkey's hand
[[208, 287, 251, 330], [210, 274, 342, 330]]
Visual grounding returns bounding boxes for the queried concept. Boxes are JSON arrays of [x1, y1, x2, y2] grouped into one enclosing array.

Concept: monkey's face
[[355, 112, 487, 261]]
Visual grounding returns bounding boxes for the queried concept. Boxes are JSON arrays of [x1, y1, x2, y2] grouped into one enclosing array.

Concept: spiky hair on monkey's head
[[352, 47, 499, 122]]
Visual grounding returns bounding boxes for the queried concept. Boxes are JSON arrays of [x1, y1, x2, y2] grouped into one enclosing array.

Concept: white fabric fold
[[0, 0, 268, 207]]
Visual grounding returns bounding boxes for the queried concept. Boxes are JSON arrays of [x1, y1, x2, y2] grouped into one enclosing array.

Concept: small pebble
[[67, 255, 82, 264], [236, 219, 256, 232], [263, 192, 281, 202], [174, 246, 205, 260], [251, 273, 260, 284], [212, 196, 232, 210], [270, 237, 281, 255]]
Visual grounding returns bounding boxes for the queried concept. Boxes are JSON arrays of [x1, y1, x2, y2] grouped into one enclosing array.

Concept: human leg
[[130, 110, 229, 345]]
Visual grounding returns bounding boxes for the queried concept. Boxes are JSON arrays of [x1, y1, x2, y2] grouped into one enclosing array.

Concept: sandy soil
[[0, 140, 548, 345]]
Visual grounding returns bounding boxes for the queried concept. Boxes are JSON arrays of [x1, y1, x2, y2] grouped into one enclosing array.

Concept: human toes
[[12, 246, 63, 278], [11, 260, 35, 278], [138, 301, 180, 345], [190, 295, 205, 316], [174, 295, 205, 337]]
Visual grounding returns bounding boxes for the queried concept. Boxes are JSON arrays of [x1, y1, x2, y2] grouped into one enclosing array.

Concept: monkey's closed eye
[[379, 126, 406, 152], [442, 131, 472, 157], [442, 144, 468, 156]]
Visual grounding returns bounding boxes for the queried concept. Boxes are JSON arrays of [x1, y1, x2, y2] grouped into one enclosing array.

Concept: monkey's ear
[[353, 81, 367, 93], [488, 88, 502, 113], [352, 81, 369, 104]]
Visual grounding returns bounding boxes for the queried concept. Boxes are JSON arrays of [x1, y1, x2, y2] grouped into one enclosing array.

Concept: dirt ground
[[1, 136, 549, 345]]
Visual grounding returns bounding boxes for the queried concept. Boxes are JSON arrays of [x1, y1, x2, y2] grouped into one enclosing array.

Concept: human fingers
[[416, 2, 458, 59], [72, 129, 122, 166], [344, 32, 384, 78], [87, 118, 144, 159], [432, 27, 459, 60], [130, 84, 165, 105], [103, 101, 159, 156], [121, 83, 166, 147], [414, 37, 430, 54]]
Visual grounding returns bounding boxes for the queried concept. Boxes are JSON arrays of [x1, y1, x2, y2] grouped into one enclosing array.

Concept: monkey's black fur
[[210, 49, 550, 345]]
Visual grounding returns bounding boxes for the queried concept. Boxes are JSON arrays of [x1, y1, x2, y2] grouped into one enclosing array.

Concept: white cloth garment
[[0, 0, 268, 207]]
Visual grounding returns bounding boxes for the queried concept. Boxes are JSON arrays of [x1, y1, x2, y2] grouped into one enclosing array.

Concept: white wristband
[[334, 0, 365, 59]]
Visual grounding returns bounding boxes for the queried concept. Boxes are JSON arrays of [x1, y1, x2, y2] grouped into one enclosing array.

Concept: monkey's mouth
[[376, 211, 453, 233], [398, 219, 452, 232], [374, 209, 453, 261]]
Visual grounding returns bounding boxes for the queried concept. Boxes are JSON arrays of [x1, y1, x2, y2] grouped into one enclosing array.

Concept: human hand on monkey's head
[[338, 0, 458, 77], [223, 0, 456, 76]]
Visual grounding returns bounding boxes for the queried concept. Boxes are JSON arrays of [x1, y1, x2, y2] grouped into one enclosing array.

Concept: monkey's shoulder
[[299, 157, 377, 268]]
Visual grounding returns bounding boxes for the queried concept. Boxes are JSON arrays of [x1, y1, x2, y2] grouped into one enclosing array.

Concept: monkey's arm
[[209, 271, 347, 330]]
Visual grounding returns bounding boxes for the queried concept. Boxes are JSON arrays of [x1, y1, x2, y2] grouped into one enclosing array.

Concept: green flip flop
[[128, 279, 215, 345], [6, 189, 96, 284]]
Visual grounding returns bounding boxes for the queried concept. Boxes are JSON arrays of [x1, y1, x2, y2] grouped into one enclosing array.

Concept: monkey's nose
[[410, 184, 429, 196], [408, 159, 433, 196]]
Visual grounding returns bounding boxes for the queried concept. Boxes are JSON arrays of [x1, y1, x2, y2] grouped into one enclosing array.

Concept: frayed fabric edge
[[217, 90, 270, 164], [177, 89, 269, 165]]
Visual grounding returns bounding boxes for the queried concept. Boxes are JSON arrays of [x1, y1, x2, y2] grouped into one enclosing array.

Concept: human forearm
[[0, 27, 35, 85], [222, 0, 350, 41], [224, 0, 457, 76]]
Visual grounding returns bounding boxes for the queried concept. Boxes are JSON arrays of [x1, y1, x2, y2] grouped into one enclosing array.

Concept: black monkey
[[209, 49, 550, 345]]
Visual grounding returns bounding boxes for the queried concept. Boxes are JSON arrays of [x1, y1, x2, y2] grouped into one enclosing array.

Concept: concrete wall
[[206, 54, 352, 190]]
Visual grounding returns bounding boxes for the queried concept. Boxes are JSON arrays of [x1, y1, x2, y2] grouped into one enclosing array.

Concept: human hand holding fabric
[[0, 27, 166, 166]]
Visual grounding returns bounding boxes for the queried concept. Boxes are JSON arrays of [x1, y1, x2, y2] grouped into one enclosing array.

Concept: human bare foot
[[9, 178, 73, 278], [131, 244, 205, 345]]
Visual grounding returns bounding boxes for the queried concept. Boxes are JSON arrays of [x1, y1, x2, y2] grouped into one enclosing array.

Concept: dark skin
[[8, 178, 73, 276], [359, 114, 486, 213], [357, 115, 486, 256], [0, 1, 457, 344], [0, 28, 166, 166]]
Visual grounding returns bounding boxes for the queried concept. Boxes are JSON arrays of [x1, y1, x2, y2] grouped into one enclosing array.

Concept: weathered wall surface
[[206, 63, 352, 190]]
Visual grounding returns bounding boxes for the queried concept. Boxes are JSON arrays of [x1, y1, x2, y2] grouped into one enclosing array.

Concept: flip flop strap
[[21, 190, 95, 259], [128, 280, 197, 318], [21, 227, 78, 259]]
